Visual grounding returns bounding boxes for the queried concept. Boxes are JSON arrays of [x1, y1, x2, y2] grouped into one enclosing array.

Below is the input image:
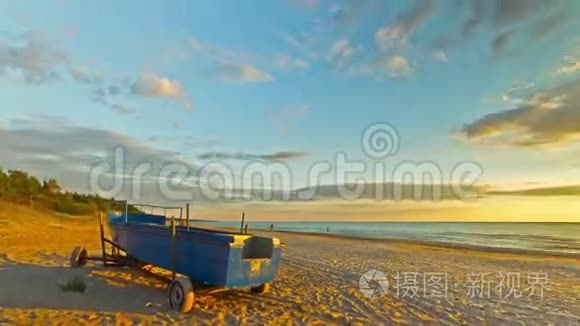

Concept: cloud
[[433, 0, 570, 52], [432, 50, 448, 63], [147, 134, 219, 149], [281, 33, 306, 49], [530, 10, 567, 39], [147, 135, 160, 142], [462, 0, 486, 38], [493, 0, 546, 25], [1, 30, 192, 113], [506, 82, 535, 94], [430, 1, 487, 50], [129, 73, 192, 110], [493, 0, 549, 27], [375, 0, 433, 51], [488, 184, 580, 197], [95, 73, 192, 111], [279, 31, 323, 60], [214, 62, 274, 83], [91, 96, 136, 116], [274, 54, 309, 70], [555, 61, 580, 75], [108, 85, 122, 96], [461, 79, 580, 147], [385, 55, 413, 77], [0, 31, 67, 84], [198, 151, 308, 162], [0, 116, 198, 201], [492, 30, 513, 52], [330, 0, 378, 32], [190, 37, 275, 83], [70, 66, 103, 84], [131, 73, 184, 98], [328, 39, 359, 65], [349, 54, 413, 79], [280, 1, 383, 63], [360, 55, 413, 78], [190, 37, 255, 64], [555, 53, 580, 75], [502, 82, 535, 102], [110, 104, 136, 115]]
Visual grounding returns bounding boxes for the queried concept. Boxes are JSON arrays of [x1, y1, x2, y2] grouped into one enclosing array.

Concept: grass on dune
[[0, 201, 95, 223]]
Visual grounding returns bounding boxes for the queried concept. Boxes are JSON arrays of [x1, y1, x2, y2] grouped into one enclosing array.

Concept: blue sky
[[1, 0, 580, 197]]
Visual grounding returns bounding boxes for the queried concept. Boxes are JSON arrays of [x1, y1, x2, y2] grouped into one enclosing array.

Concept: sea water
[[197, 221, 580, 256]]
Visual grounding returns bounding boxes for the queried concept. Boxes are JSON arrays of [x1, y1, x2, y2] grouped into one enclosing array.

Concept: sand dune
[[0, 203, 578, 325]]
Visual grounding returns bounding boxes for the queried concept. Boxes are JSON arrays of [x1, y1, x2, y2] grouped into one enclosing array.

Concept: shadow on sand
[[0, 258, 167, 314], [0, 255, 291, 324]]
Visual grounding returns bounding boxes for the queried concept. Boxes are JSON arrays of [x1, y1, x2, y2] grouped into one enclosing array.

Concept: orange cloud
[[461, 79, 580, 147]]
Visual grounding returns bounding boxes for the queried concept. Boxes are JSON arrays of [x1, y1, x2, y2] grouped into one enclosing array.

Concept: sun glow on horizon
[[190, 196, 580, 223]]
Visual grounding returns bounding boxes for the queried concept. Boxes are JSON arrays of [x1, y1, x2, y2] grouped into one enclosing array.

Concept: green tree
[[0, 168, 8, 199], [0, 165, 141, 215], [6, 170, 41, 205], [42, 178, 61, 195]]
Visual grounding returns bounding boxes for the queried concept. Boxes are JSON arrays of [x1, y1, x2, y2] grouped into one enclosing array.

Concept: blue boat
[[70, 205, 282, 313]]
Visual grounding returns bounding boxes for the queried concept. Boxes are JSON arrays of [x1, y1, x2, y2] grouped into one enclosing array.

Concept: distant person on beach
[[327, 227, 330, 233], [270, 224, 274, 230]]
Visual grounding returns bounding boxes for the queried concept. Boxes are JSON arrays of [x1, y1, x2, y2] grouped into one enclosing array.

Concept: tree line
[[0, 166, 139, 215]]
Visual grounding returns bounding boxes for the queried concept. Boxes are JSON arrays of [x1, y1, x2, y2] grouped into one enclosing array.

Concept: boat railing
[[115, 202, 192, 230]]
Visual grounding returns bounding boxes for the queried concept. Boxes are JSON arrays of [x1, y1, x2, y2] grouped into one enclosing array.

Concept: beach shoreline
[[201, 225, 580, 260], [1, 204, 579, 324]]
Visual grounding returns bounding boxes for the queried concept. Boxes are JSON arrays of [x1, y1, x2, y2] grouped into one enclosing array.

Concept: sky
[[1, 1, 580, 220]]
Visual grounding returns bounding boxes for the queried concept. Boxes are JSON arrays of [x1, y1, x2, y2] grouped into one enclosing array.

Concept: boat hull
[[109, 214, 282, 288]]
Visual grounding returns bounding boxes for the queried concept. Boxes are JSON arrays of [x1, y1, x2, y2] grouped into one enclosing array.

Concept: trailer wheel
[[250, 282, 271, 294], [70, 246, 88, 268], [168, 276, 194, 313]]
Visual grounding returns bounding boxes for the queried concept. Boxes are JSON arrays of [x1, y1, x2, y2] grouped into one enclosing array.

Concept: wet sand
[[0, 202, 578, 325]]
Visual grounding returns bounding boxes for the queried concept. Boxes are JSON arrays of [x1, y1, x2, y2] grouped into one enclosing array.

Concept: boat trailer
[[69, 203, 281, 313]]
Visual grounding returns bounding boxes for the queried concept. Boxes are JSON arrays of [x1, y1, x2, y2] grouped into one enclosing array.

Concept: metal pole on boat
[[124, 200, 128, 224], [186, 204, 190, 231], [170, 215, 176, 280], [98, 211, 107, 267], [240, 212, 245, 233]]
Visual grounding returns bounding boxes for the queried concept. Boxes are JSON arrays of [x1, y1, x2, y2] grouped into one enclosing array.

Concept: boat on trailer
[[69, 203, 282, 313]]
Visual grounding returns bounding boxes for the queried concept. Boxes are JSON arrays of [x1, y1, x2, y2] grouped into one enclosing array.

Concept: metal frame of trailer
[[69, 203, 280, 313]]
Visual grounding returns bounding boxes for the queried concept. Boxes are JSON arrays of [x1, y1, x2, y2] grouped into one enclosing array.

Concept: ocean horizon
[[196, 221, 580, 256]]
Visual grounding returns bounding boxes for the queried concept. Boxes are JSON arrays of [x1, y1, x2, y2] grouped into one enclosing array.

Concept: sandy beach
[[0, 202, 578, 325]]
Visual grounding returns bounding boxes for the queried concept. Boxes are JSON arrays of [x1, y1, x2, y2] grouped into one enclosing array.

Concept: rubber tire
[[168, 277, 194, 314], [70, 246, 88, 268], [250, 282, 271, 294]]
